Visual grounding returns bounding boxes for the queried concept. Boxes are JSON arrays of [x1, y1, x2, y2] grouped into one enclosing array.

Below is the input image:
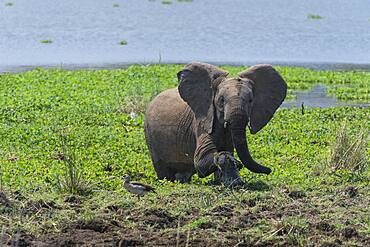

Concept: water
[[1, 0, 370, 73], [281, 85, 370, 108]]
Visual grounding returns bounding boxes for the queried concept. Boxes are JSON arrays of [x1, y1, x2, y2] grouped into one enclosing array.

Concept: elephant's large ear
[[178, 62, 228, 134], [239, 64, 287, 134]]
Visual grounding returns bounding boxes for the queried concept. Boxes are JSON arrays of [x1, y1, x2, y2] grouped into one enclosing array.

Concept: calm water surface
[[281, 85, 370, 108], [1, 0, 370, 72]]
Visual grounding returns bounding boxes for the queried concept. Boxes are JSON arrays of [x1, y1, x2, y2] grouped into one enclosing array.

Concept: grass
[[308, 14, 323, 20], [0, 65, 369, 245], [54, 131, 90, 195], [40, 40, 52, 44], [330, 120, 368, 172]]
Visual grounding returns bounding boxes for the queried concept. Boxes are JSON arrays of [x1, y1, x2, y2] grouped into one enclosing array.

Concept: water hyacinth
[[0, 66, 368, 246]]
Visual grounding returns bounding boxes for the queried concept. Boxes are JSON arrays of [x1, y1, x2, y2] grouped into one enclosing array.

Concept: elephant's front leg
[[195, 151, 244, 187]]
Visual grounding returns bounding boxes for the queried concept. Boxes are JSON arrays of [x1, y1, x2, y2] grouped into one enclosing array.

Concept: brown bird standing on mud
[[122, 174, 156, 198]]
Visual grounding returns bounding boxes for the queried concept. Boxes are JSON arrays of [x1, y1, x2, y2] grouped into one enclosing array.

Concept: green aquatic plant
[[119, 40, 128, 45], [5, 2, 13, 7], [162, 0, 173, 4], [113, 4, 119, 7], [308, 14, 323, 20], [40, 40, 53, 44], [0, 66, 368, 246]]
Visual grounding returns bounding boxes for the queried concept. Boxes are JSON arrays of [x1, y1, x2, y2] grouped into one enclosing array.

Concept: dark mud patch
[[64, 195, 83, 204], [12, 190, 25, 201], [310, 221, 369, 245], [244, 180, 270, 191], [320, 239, 343, 247], [315, 221, 336, 233], [32, 229, 123, 247], [139, 208, 176, 228], [241, 198, 256, 207], [8, 212, 369, 247], [207, 204, 234, 217], [342, 227, 358, 239], [72, 219, 111, 233], [6, 233, 35, 247], [18, 227, 247, 247], [198, 221, 214, 230], [0, 191, 12, 207], [237, 210, 259, 228], [106, 203, 128, 215], [343, 186, 358, 198], [150, 229, 243, 247]]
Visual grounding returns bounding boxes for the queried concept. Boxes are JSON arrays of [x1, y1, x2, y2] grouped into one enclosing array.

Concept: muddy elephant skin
[[144, 62, 287, 185]]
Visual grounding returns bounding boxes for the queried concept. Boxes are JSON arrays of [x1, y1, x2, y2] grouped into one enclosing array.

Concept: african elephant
[[144, 62, 287, 186]]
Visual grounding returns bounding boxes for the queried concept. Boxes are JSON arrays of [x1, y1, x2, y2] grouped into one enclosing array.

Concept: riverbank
[[0, 65, 368, 246], [1, 61, 370, 74]]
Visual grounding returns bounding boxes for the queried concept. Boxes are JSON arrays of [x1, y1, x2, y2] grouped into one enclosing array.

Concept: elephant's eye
[[219, 96, 224, 107]]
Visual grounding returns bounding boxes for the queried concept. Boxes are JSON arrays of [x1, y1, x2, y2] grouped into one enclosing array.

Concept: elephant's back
[[145, 88, 196, 164], [145, 88, 188, 125]]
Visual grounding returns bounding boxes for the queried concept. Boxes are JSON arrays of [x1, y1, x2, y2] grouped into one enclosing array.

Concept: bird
[[122, 174, 156, 198]]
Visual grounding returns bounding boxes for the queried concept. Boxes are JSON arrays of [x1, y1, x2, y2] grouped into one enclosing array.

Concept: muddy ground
[[1, 186, 369, 247]]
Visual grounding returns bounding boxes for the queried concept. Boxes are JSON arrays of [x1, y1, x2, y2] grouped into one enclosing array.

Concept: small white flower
[[130, 111, 136, 119]]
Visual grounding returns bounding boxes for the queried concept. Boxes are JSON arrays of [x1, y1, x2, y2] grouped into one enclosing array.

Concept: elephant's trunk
[[229, 113, 272, 174]]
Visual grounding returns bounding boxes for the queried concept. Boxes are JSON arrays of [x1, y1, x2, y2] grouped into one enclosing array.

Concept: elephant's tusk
[[247, 122, 251, 131], [224, 121, 229, 129]]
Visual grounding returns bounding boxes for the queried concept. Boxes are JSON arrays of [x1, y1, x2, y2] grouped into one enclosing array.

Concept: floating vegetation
[[113, 4, 119, 7], [150, 0, 193, 5], [308, 14, 323, 20], [119, 40, 128, 45], [40, 40, 53, 44], [5, 2, 13, 7], [0, 66, 368, 246]]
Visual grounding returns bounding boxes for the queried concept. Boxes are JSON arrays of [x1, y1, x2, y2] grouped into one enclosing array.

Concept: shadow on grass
[[206, 179, 270, 191], [244, 180, 270, 191]]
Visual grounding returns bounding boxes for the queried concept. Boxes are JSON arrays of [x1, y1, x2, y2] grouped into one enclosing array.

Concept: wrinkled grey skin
[[144, 62, 287, 186]]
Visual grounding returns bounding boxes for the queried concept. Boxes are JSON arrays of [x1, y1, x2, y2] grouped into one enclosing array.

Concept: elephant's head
[[177, 62, 229, 134], [178, 62, 287, 175]]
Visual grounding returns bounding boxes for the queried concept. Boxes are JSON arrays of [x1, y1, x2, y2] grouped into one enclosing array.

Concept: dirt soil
[[4, 202, 368, 247], [1, 185, 369, 247]]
